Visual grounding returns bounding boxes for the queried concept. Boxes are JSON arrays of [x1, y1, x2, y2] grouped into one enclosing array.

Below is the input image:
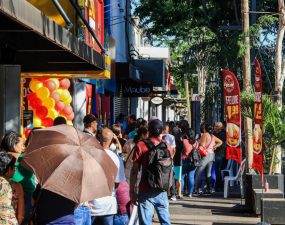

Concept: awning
[[0, 0, 107, 77]]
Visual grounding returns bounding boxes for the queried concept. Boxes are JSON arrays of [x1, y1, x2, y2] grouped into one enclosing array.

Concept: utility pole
[[242, 0, 253, 171], [184, 76, 191, 124]]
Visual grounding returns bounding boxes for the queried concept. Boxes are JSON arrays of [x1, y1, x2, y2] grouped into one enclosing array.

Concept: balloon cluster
[[27, 78, 74, 127]]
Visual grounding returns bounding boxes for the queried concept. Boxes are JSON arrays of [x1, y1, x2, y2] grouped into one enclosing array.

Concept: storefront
[[0, 0, 108, 137]]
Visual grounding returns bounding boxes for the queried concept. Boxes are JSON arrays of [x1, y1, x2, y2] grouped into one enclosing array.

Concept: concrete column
[[0, 65, 21, 137], [73, 80, 86, 131]]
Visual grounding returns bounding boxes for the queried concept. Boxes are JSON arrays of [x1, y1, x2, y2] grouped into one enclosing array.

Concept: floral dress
[[0, 177, 18, 225]]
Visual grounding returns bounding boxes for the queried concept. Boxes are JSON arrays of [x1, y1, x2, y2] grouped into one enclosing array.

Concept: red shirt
[[132, 137, 173, 193]]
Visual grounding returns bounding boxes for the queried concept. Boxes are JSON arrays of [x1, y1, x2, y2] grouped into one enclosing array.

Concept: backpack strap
[[143, 139, 156, 151]]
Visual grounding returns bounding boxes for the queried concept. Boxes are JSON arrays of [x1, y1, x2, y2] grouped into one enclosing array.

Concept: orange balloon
[[36, 87, 50, 100], [29, 80, 43, 92], [43, 97, 55, 109]]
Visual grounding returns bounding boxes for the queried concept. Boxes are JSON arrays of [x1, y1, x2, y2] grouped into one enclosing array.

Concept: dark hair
[[179, 120, 190, 133], [116, 113, 125, 122], [111, 124, 122, 136], [184, 128, 196, 143], [53, 116, 67, 126], [0, 151, 16, 176], [148, 119, 163, 137], [129, 114, 136, 122], [201, 123, 213, 134], [0, 131, 21, 153], [136, 118, 147, 128], [83, 114, 97, 128], [133, 127, 148, 143]]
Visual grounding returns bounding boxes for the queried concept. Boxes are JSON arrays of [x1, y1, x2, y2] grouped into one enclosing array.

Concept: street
[[154, 193, 260, 225]]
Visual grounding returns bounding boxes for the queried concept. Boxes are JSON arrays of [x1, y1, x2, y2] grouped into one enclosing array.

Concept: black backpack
[[143, 139, 173, 191], [187, 143, 201, 168]]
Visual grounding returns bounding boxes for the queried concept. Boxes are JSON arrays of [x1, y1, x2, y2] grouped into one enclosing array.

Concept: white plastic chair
[[224, 159, 246, 198], [221, 159, 235, 186]]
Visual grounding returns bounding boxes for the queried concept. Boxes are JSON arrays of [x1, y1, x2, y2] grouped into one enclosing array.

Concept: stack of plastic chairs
[[221, 159, 235, 186]]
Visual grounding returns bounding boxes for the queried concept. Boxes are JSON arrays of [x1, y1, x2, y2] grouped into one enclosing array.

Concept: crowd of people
[[0, 113, 228, 225]]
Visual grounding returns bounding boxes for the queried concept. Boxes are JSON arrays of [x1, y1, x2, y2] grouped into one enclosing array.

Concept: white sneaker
[[170, 195, 177, 201]]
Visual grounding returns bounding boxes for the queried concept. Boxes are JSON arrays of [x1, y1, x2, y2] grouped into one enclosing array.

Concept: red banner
[[221, 70, 242, 164], [252, 59, 263, 174]]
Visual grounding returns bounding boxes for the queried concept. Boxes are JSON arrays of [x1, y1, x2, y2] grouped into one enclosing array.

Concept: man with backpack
[[130, 119, 173, 225]]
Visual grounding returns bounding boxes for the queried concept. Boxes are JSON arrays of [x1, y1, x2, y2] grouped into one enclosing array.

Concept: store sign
[[221, 69, 242, 164], [122, 80, 153, 97], [151, 97, 163, 105], [252, 59, 263, 174]]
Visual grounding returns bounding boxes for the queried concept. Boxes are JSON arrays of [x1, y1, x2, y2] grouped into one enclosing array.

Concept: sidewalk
[[153, 192, 260, 225]]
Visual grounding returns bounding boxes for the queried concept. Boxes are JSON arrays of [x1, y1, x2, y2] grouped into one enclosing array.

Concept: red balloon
[[42, 117, 54, 127], [44, 80, 57, 92], [50, 91, 60, 103], [55, 101, 65, 112], [30, 97, 42, 109], [35, 106, 48, 119], [66, 112, 74, 121], [27, 93, 37, 102], [24, 128, 32, 139], [59, 78, 71, 89], [62, 105, 73, 116]]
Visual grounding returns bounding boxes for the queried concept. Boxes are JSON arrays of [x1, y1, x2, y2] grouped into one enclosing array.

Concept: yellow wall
[[26, 0, 76, 32]]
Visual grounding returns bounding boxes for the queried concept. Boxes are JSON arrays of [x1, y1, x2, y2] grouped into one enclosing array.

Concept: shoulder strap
[[143, 139, 156, 150]]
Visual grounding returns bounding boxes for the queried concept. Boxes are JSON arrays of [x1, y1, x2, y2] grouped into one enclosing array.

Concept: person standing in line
[[0, 151, 19, 225], [123, 127, 148, 184], [130, 119, 173, 225], [90, 128, 125, 225], [1, 132, 31, 221], [161, 123, 177, 201], [181, 129, 198, 198], [213, 122, 226, 191], [193, 124, 223, 196], [171, 122, 183, 199], [83, 114, 98, 136], [124, 115, 136, 138]]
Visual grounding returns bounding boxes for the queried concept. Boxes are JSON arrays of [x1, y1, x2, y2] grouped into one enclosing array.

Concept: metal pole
[[52, 0, 73, 30], [184, 76, 191, 123], [68, 0, 105, 53]]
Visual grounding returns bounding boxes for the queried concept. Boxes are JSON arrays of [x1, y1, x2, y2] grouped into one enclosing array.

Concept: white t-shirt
[[89, 149, 124, 216], [161, 133, 176, 148]]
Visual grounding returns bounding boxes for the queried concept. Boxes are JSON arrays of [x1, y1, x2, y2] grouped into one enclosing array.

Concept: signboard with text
[[252, 59, 263, 174], [122, 80, 153, 97], [221, 70, 242, 164]]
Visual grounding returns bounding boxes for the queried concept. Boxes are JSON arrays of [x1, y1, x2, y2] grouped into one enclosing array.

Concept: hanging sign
[[221, 69, 242, 164], [151, 97, 163, 105], [252, 59, 263, 174]]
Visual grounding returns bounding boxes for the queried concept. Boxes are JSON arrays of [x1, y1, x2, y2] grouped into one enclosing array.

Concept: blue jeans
[[181, 168, 196, 195], [138, 192, 171, 225], [91, 215, 114, 225], [113, 213, 129, 225], [74, 206, 91, 225]]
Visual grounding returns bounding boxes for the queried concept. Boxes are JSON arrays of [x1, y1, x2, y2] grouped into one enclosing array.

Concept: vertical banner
[[221, 70, 242, 164], [252, 59, 263, 174]]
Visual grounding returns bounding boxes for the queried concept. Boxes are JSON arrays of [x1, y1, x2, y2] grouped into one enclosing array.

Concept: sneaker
[[184, 194, 192, 198], [177, 195, 184, 200], [192, 190, 200, 196], [203, 190, 212, 196], [170, 195, 177, 201]]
